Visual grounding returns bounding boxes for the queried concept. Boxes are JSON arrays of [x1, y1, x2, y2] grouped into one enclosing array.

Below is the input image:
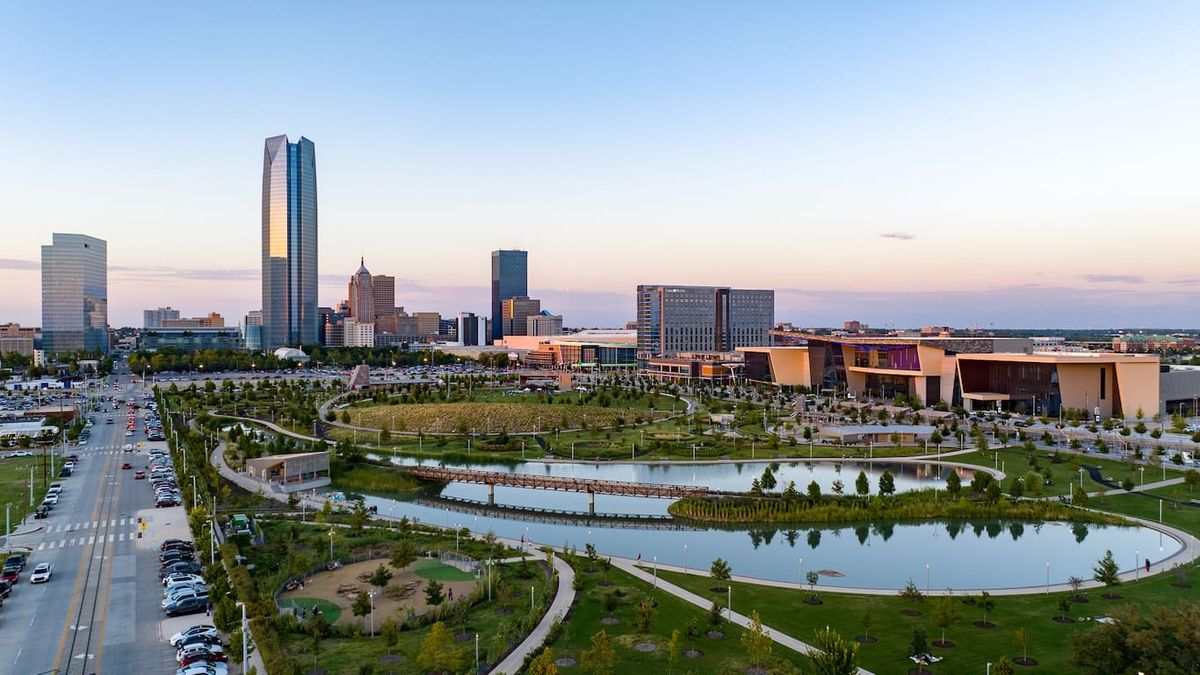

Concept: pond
[[356, 458, 1180, 590]]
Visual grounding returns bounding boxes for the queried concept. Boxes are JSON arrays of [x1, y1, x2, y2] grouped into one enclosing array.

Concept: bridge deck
[[407, 466, 707, 499]]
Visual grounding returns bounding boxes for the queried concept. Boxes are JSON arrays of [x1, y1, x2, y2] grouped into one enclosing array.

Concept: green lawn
[[0, 456, 39, 530], [654, 561, 1199, 675], [948, 447, 1182, 497], [412, 558, 476, 582], [281, 559, 551, 674], [280, 596, 342, 624], [543, 557, 809, 673]]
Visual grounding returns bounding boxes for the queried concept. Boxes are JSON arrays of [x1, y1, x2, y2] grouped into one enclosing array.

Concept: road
[[0, 371, 187, 675]]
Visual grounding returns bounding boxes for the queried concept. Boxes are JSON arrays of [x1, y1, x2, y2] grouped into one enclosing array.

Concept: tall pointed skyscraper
[[261, 135, 318, 350]]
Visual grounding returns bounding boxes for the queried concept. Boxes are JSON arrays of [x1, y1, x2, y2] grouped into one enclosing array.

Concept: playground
[[278, 557, 477, 626]]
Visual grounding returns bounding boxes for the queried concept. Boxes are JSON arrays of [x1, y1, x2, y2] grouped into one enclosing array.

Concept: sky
[[2, 1, 1199, 329]]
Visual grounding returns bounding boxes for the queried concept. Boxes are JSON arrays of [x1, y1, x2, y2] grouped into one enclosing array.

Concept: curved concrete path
[[488, 543, 576, 675]]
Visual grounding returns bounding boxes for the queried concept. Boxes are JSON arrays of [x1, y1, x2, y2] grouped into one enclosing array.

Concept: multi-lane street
[[1, 374, 192, 675]]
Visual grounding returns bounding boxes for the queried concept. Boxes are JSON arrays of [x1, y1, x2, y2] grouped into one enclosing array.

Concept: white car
[[163, 573, 206, 588], [170, 624, 219, 647], [30, 562, 53, 583], [164, 582, 207, 598]]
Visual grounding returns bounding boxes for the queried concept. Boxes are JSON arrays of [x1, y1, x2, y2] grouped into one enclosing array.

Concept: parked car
[[163, 595, 208, 617], [160, 561, 203, 578], [176, 661, 229, 675], [169, 624, 219, 647], [0, 578, 12, 598], [177, 643, 226, 665]]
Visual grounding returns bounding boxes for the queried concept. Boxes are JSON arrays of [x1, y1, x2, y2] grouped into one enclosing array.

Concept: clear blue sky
[[2, 1, 1198, 328]]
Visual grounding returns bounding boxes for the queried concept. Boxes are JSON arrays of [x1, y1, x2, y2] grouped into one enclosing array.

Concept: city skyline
[[3, 3, 1200, 328]]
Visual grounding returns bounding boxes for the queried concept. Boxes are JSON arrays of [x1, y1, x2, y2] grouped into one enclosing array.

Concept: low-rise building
[[245, 451, 330, 492], [140, 327, 243, 352]]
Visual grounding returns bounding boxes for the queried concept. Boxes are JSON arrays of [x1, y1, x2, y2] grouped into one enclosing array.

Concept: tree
[[740, 610, 773, 669], [708, 600, 724, 627], [580, 630, 616, 675], [1015, 627, 1031, 663], [1093, 549, 1120, 589], [855, 470, 870, 497], [352, 591, 372, 630], [417, 622, 464, 673], [979, 591, 996, 625], [946, 470, 962, 498], [806, 570, 820, 598], [348, 501, 368, 531], [1057, 596, 1072, 619], [909, 627, 929, 657], [424, 579, 445, 606], [1184, 469, 1200, 494], [807, 480, 822, 501], [528, 648, 559, 675], [624, 595, 653, 635], [878, 470, 895, 496], [710, 557, 732, 582], [1070, 600, 1200, 674], [831, 479, 844, 496], [760, 466, 777, 491], [992, 655, 1016, 675], [899, 578, 923, 604], [368, 563, 392, 589], [685, 617, 702, 650], [389, 540, 416, 569], [859, 609, 875, 642], [809, 626, 859, 675], [380, 618, 401, 655], [666, 628, 683, 675], [931, 595, 960, 645]]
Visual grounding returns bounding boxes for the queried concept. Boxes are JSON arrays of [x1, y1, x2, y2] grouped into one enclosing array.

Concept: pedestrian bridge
[[406, 466, 707, 513]]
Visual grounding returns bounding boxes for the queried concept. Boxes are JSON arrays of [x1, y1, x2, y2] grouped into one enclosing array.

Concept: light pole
[[4, 503, 9, 555], [683, 544, 688, 575], [799, 557, 803, 587], [236, 600, 248, 668], [328, 528, 335, 561], [1139, 466, 1145, 487], [653, 556, 658, 588], [475, 633, 480, 672], [369, 590, 376, 636], [455, 523, 462, 554], [925, 563, 930, 595], [191, 475, 198, 510], [1045, 561, 1050, 595], [1135, 549, 1140, 581]]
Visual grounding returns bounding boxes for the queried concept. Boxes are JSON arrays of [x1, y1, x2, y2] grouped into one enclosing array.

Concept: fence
[[439, 550, 480, 575]]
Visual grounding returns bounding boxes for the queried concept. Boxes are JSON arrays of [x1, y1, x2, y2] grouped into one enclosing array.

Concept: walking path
[[609, 555, 875, 675], [489, 545, 575, 675]]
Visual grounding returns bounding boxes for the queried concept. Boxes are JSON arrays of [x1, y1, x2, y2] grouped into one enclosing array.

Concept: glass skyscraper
[[41, 233, 108, 355], [490, 249, 528, 341], [262, 135, 319, 350]]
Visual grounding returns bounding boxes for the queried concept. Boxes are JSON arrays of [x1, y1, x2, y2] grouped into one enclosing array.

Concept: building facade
[[343, 319, 375, 347], [162, 313, 225, 328], [490, 249, 528, 341], [636, 285, 773, 360], [347, 258, 375, 323], [527, 312, 563, 336], [261, 134, 319, 350], [456, 312, 487, 346], [143, 307, 180, 328], [501, 297, 541, 337], [0, 323, 37, 357], [41, 233, 108, 355], [140, 327, 244, 352], [372, 274, 395, 326]]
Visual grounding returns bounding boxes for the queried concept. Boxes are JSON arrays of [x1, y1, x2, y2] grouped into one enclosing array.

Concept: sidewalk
[[488, 543, 575, 675]]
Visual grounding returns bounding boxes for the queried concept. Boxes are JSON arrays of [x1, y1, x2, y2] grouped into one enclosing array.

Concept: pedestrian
[[1145, 558, 1151, 573], [448, 587, 453, 601], [206, 601, 212, 616]]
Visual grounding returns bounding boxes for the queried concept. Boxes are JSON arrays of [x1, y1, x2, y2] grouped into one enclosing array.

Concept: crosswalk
[[44, 518, 138, 532], [34, 519, 142, 550], [36, 531, 139, 550]]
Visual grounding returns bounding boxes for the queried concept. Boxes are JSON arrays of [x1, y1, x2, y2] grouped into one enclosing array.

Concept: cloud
[[110, 265, 258, 282], [0, 258, 39, 271], [1080, 274, 1144, 284], [880, 232, 915, 241]]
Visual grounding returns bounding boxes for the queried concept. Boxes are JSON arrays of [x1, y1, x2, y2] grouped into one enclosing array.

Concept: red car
[[134, 470, 146, 479], [0, 569, 18, 585], [121, 462, 132, 470]]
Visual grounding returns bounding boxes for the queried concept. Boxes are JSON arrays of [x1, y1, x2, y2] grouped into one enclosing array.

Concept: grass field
[[654, 560, 1199, 674], [348, 401, 669, 434], [280, 596, 342, 624], [0, 456, 39, 530], [948, 447, 1182, 497], [280, 560, 550, 673], [412, 558, 476, 582], [543, 557, 809, 673]]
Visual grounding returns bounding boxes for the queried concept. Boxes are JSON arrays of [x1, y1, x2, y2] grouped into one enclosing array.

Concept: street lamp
[[369, 590, 376, 636], [925, 563, 930, 595], [191, 475, 198, 510], [683, 544, 688, 575], [1045, 561, 1050, 595], [328, 528, 335, 561], [236, 600, 249, 668]]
